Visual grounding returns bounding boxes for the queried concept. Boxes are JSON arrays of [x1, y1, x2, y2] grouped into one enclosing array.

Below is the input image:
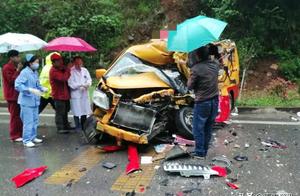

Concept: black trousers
[[54, 100, 70, 130], [39, 97, 55, 114]]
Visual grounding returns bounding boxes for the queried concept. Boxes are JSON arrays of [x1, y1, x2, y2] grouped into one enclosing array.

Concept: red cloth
[[211, 166, 227, 177], [99, 145, 124, 152], [49, 66, 71, 100], [126, 144, 140, 174], [11, 166, 48, 188], [7, 101, 23, 140], [2, 61, 20, 101]]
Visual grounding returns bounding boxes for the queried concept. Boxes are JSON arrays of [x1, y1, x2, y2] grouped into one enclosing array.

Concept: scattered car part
[[261, 139, 287, 149], [112, 102, 157, 133], [126, 145, 140, 174], [165, 145, 189, 161], [226, 182, 239, 189], [211, 155, 232, 169], [172, 134, 195, 146], [102, 162, 117, 169], [11, 166, 48, 188], [233, 155, 248, 161], [163, 162, 221, 179]]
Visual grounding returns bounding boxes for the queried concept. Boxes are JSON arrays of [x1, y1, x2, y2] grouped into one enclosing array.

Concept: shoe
[[57, 129, 70, 134], [190, 152, 206, 160], [24, 142, 35, 148], [12, 137, 23, 142], [33, 138, 43, 143], [64, 126, 75, 130]]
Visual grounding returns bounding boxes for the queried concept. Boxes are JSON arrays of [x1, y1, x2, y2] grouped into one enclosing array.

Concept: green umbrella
[[167, 15, 227, 52]]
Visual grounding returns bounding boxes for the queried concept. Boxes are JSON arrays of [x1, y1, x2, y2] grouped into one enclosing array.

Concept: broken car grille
[[112, 102, 157, 133]]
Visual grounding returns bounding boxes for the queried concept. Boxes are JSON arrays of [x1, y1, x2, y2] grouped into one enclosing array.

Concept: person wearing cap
[[39, 52, 61, 113], [15, 54, 47, 148], [68, 56, 92, 131], [49, 53, 73, 134], [2, 50, 23, 142]]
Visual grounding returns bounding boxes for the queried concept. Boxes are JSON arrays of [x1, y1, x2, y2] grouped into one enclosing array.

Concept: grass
[[238, 90, 300, 107]]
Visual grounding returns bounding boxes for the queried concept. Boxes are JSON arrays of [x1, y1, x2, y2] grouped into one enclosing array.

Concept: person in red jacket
[[49, 54, 73, 134], [2, 50, 23, 141]]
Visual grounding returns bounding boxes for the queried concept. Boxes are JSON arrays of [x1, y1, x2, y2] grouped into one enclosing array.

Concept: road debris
[[261, 139, 287, 149], [233, 155, 248, 161], [79, 167, 87, 172], [211, 155, 232, 169], [172, 134, 195, 146], [290, 116, 299, 122], [11, 166, 48, 188], [159, 178, 169, 186], [102, 162, 117, 169], [163, 162, 224, 179], [165, 145, 189, 161], [226, 182, 239, 189], [244, 143, 250, 148], [182, 188, 202, 194], [66, 179, 75, 188], [125, 190, 136, 196], [154, 144, 174, 154], [141, 156, 153, 164]]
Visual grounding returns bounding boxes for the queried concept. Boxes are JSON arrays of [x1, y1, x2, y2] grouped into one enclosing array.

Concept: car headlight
[[93, 90, 110, 110]]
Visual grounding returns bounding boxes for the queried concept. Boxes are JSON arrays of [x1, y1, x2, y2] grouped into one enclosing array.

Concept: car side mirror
[[96, 69, 107, 80]]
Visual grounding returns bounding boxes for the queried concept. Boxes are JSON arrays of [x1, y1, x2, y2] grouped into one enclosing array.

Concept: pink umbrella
[[44, 37, 97, 52]]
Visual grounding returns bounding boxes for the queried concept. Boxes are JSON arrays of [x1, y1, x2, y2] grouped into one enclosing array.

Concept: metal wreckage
[[83, 39, 240, 145]]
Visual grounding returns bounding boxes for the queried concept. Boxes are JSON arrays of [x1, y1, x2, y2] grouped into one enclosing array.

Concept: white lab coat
[[68, 66, 92, 116]]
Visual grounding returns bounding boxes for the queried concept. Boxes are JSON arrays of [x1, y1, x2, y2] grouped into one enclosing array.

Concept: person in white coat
[[68, 56, 92, 131]]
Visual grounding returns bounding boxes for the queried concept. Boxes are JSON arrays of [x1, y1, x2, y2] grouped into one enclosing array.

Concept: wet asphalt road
[[0, 107, 299, 196]]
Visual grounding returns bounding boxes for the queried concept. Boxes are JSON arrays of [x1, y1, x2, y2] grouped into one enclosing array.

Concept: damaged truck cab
[[84, 39, 239, 145]]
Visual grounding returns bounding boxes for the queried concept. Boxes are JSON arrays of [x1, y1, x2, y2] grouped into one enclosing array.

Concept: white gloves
[[28, 88, 43, 96], [79, 86, 86, 91]]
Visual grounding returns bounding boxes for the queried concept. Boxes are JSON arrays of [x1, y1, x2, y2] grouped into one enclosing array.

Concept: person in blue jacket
[[15, 54, 47, 148]]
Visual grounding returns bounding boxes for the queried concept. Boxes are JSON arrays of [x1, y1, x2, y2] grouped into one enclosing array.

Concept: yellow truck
[[83, 39, 240, 145]]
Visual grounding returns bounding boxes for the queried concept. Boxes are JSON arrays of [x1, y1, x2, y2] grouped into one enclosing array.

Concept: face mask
[[31, 63, 39, 70]]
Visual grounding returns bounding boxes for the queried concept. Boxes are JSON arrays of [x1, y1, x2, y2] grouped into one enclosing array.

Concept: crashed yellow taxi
[[83, 39, 240, 145]]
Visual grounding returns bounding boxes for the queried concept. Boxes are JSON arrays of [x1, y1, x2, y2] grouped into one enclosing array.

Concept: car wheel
[[82, 115, 103, 145], [175, 107, 194, 139]]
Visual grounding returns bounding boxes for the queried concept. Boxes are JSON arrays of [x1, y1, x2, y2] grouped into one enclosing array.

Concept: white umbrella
[[0, 33, 47, 53]]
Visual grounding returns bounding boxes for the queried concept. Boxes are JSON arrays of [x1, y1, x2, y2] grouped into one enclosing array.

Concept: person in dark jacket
[[187, 45, 219, 159], [49, 54, 73, 134], [2, 50, 23, 142]]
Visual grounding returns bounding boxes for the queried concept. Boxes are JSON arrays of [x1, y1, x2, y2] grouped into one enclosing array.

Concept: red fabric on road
[[11, 166, 48, 188]]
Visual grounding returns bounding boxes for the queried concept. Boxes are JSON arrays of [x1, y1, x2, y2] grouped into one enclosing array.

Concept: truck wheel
[[175, 107, 194, 139], [82, 115, 103, 145]]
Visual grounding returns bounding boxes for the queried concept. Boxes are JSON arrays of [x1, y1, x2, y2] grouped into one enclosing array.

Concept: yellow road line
[[45, 147, 103, 185], [111, 149, 160, 194]]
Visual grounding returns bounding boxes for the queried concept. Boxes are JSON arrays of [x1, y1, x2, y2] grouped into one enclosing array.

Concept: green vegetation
[[238, 90, 300, 107]]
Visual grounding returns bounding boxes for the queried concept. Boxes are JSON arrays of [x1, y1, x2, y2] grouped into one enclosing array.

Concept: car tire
[[82, 115, 103, 145], [175, 107, 194, 140]]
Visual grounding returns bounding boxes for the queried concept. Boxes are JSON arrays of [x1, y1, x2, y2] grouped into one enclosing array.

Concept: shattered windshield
[[105, 52, 188, 94]]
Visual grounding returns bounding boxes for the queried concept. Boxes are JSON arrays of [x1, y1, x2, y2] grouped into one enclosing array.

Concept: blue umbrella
[[167, 15, 227, 52]]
